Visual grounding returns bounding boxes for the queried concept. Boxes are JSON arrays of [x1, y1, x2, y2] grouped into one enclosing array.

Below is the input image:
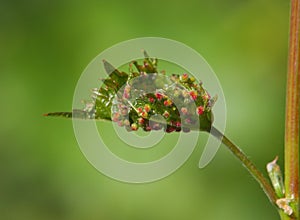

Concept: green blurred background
[[0, 0, 290, 219]]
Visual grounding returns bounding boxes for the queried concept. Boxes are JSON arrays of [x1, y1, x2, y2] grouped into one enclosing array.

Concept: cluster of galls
[[44, 52, 215, 131], [110, 58, 214, 133]]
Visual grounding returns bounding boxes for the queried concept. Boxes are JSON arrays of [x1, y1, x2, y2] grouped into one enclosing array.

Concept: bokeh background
[[0, 0, 290, 219]]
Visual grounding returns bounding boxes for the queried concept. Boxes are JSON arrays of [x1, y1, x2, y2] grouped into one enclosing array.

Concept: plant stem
[[284, 0, 300, 219], [210, 126, 278, 205]]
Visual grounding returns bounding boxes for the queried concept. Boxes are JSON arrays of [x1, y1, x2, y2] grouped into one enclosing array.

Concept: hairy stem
[[210, 126, 278, 205], [284, 0, 300, 219]]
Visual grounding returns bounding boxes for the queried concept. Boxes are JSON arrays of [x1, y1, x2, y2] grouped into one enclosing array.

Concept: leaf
[[44, 51, 215, 132]]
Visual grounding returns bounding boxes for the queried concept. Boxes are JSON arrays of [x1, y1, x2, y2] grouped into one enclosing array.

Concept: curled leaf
[[44, 52, 216, 133]]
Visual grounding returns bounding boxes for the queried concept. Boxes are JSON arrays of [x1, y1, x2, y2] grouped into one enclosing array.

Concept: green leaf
[[44, 51, 215, 133]]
